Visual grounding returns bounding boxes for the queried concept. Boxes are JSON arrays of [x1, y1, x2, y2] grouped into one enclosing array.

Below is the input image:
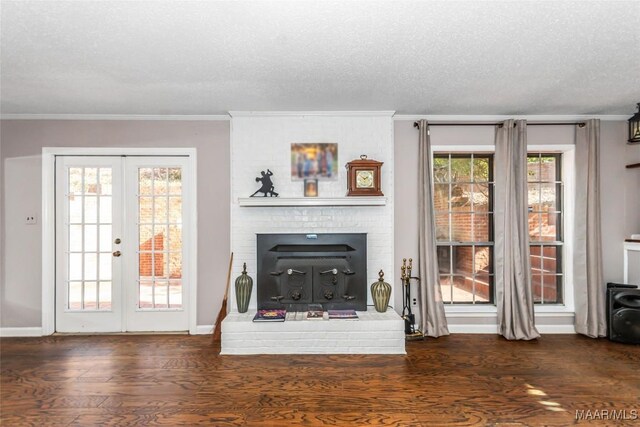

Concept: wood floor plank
[[1, 334, 638, 426], [247, 410, 422, 426], [52, 380, 204, 396], [0, 414, 79, 426]]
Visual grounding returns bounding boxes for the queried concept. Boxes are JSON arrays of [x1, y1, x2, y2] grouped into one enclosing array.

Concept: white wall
[[0, 120, 230, 329], [230, 113, 395, 312]]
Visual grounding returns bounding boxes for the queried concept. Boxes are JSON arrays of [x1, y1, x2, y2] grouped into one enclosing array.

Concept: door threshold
[[53, 331, 189, 336]]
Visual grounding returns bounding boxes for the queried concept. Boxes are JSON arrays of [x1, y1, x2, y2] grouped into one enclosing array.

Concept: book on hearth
[[306, 303, 325, 320], [327, 309, 358, 319], [306, 311, 325, 320], [252, 309, 287, 322]]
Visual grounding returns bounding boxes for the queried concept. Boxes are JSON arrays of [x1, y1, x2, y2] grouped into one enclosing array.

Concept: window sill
[[534, 305, 574, 315], [443, 304, 574, 316], [445, 305, 496, 315]]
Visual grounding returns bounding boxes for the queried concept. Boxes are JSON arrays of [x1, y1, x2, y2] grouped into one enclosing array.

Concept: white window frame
[[529, 145, 575, 315], [432, 146, 496, 315], [431, 144, 575, 318], [432, 150, 496, 305], [42, 147, 198, 335]]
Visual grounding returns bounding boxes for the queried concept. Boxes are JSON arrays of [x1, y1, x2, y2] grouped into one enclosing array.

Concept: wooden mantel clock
[[346, 155, 384, 196]]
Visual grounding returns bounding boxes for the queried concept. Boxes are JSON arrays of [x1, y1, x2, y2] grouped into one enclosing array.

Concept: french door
[[55, 156, 191, 332]]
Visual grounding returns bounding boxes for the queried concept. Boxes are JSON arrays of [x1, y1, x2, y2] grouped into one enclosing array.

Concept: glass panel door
[[137, 166, 183, 309], [55, 155, 190, 333], [56, 157, 123, 332], [124, 157, 190, 332]]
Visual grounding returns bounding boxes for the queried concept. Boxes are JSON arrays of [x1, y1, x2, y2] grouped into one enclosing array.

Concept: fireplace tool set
[[401, 258, 424, 340]]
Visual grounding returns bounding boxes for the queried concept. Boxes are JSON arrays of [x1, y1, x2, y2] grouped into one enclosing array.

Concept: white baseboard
[[0, 324, 575, 337], [1, 326, 218, 336], [195, 324, 213, 335], [447, 324, 576, 334], [536, 324, 576, 334], [448, 324, 499, 334], [0, 327, 43, 337]]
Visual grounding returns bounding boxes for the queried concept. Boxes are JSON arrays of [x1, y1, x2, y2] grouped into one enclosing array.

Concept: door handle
[[112, 251, 122, 257]]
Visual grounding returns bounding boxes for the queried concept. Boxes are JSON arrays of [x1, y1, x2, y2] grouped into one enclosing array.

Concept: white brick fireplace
[[222, 112, 404, 354]]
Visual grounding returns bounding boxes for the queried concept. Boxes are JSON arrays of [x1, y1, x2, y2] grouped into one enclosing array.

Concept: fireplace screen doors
[[256, 233, 367, 311]]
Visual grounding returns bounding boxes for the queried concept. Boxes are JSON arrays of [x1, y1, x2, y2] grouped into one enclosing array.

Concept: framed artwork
[[291, 143, 338, 181], [304, 179, 318, 197]]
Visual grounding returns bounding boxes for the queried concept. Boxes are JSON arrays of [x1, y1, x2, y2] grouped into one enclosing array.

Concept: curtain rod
[[413, 121, 586, 128]]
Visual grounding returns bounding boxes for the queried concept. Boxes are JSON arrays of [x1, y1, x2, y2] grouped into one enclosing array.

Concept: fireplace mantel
[[238, 197, 386, 207]]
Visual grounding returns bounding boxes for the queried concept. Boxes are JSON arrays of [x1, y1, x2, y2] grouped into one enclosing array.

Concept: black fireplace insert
[[256, 233, 367, 311]]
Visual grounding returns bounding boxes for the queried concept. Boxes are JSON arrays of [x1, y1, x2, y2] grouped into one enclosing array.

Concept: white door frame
[[42, 147, 198, 335]]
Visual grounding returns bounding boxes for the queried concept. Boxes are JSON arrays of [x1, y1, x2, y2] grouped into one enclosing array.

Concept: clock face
[[356, 170, 374, 188]]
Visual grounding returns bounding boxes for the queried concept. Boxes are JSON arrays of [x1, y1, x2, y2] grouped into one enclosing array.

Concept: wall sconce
[[629, 103, 640, 144]]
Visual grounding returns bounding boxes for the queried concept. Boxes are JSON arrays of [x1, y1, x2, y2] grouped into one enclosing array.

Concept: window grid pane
[[67, 167, 112, 312], [137, 167, 183, 310], [434, 153, 494, 304], [528, 153, 563, 305]]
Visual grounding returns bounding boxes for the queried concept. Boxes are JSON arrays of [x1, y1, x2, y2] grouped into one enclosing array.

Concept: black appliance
[[256, 233, 367, 311], [607, 283, 640, 344]]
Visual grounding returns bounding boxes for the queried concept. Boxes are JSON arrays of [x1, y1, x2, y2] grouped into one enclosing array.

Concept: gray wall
[[394, 120, 639, 314], [1, 120, 230, 328], [600, 122, 640, 283], [2, 118, 637, 330], [625, 141, 640, 239]]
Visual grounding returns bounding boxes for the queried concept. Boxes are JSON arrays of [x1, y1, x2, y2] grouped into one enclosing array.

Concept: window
[[434, 154, 494, 304], [527, 153, 563, 304], [433, 150, 567, 306]]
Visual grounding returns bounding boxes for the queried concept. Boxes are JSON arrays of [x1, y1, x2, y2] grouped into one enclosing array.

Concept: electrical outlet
[[412, 297, 418, 306], [25, 215, 37, 225]]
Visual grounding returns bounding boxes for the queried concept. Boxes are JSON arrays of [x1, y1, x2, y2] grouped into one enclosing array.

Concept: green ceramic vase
[[371, 269, 391, 313], [235, 262, 253, 313]]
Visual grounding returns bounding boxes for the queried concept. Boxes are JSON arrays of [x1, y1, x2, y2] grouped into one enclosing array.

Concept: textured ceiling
[[1, 0, 639, 115]]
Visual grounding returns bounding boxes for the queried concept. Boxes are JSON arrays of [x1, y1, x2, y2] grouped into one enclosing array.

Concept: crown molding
[[0, 114, 231, 121], [2, 113, 627, 122], [229, 111, 396, 118], [393, 114, 630, 122]]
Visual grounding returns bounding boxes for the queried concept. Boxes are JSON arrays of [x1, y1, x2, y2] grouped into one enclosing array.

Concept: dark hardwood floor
[[1, 334, 638, 426]]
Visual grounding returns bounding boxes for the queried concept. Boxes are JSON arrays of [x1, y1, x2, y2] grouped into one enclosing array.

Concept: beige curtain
[[417, 120, 449, 337], [574, 119, 606, 337], [494, 119, 540, 340]]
